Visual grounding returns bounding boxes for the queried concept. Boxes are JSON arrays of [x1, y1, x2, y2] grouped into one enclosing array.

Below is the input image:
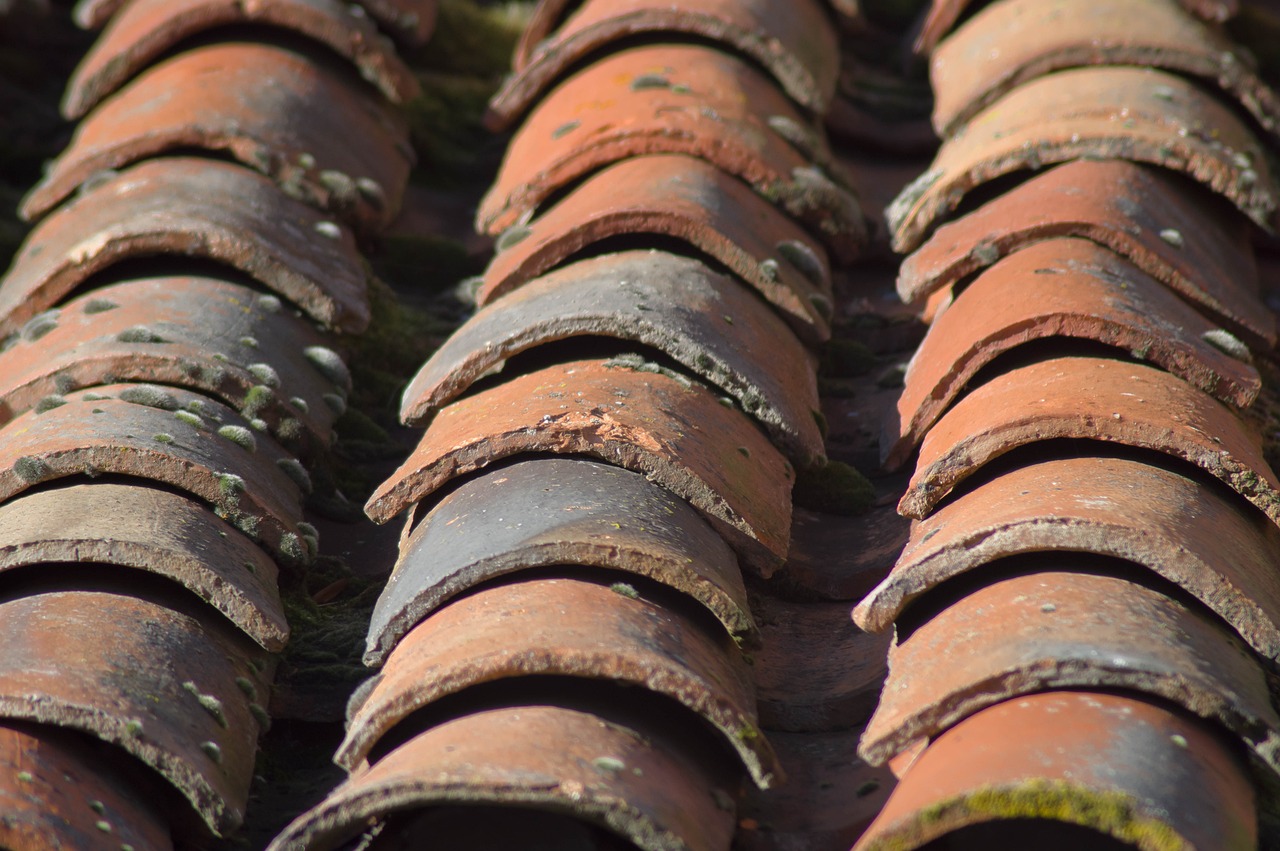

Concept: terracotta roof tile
[[269, 704, 739, 851], [340, 575, 780, 787], [896, 158, 1276, 348], [25, 41, 413, 231], [885, 237, 1262, 468], [887, 66, 1275, 252], [860, 569, 1280, 775], [0, 721, 174, 850], [930, 0, 1280, 139], [0, 385, 312, 566], [857, 456, 1280, 659], [62, 0, 419, 119], [479, 154, 836, 345], [0, 482, 288, 651], [0, 583, 273, 836], [478, 42, 864, 261], [854, 691, 1257, 849], [899, 355, 1280, 522], [402, 250, 826, 465], [488, 0, 841, 129], [364, 457, 754, 666], [0, 276, 347, 451], [4, 157, 372, 334], [368, 357, 795, 575]]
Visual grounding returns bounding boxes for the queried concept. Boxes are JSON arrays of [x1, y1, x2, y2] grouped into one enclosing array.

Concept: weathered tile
[[0, 276, 348, 450], [343, 576, 780, 788], [886, 237, 1261, 469], [899, 356, 1280, 523], [897, 159, 1275, 348], [931, 0, 1280, 139], [3, 158, 371, 334], [72, 0, 438, 41], [366, 457, 752, 666], [63, 0, 419, 119], [25, 42, 412, 231], [367, 359, 794, 576], [403, 250, 825, 465], [854, 692, 1256, 850], [480, 154, 835, 345], [857, 456, 1280, 662], [479, 43, 863, 261], [488, 0, 840, 129], [270, 705, 738, 851], [0, 482, 286, 651], [861, 570, 1280, 779], [887, 67, 1275, 252]]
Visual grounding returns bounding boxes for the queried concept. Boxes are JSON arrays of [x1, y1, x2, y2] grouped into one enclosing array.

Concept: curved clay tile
[[487, 0, 840, 129], [0, 276, 347, 449], [912, 0, 1238, 55], [341, 576, 780, 788], [4, 158, 371, 334], [896, 159, 1275, 348], [364, 457, 753, 666], [856, 456, 1280, 661], [62, 0, 419, 119], [885, 237, 1262, 469], [859, 570, 1280, 777], [886, 66, 1275, 252], [0, 385, 312, 566], [478, 43, 863, 262], [480, 154, 835, 346], [898, 356, 1280, 523], [25, 42, 413, 231], [367, 359, 794, 575], [269, 704, 738, 851], [72, 0, 439, 43], [402, 250, 825, 465], [0, 584, 273, 836], [0, 483, 287, 651], [0, 721, 174, 850], [853, 691, 1256, 850], [930, 0, 1280, 139]]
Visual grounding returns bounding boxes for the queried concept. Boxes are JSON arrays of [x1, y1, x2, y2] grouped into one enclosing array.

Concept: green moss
[[13, 456, 50, 483], [119, 385, 179, 411], [217, 425, 257, 452], [609, 582, 640, 599], [34, 394, 65, 413], [240, 384, 276, 419], [276, 458, 313, 494], [173, 409, 205, 429], [20, 311, 58, 342], [116, 325, 165, 344], [83, 298, 118, 314], [792, 460, 876, 516], [247, 363, 281, 388]]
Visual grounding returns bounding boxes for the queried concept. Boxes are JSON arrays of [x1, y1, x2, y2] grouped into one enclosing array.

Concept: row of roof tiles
[[854, 0, 1280, 845], [0, 0, 431, 845], [272, 0, 894, 846]]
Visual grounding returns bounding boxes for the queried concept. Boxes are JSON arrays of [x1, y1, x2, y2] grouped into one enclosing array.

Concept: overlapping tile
[[487, 0, 841, 129], [854, 691, 1256, 850], [480, 154, 835, 345], [0, 721, 173, 851], [858, 456, 1280, 659], [24, 41, 413, 230], [270, 704, 738, 851], [896, 158, 1275, 348], [365, 457, 753, 666], [898, 356, 1280, 522], [367, 358, 794, 575], [72, 0, 439, 41], [0, 276, 347, 448], [62, 0, 420, 119], [912, 0, 1239, 55], [0, 482, 287, 650], [402, 250, 825, 465], [860, 570, 1280, 775], [342, 576, 780, 787], [477, 43, 864, 261], [2, 157, 371, 334], [887, 66, 1276, 252], [885, 237, 1262, 468], [0, 385, 311, 565], [0, 583, 272, 836], [930, 0, 1280, 139]]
